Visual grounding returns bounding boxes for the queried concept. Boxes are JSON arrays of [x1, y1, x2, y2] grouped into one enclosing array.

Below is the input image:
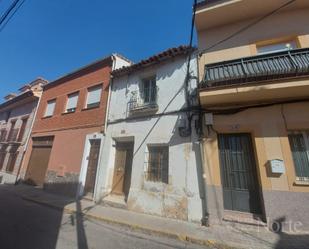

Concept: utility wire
[[199, 0, 297, 55], [0, 0, 25, 32]]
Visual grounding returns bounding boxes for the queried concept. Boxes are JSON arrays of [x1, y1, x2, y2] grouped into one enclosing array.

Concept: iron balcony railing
[[201, 48, 309, 88], [128, 89, 158, 113]]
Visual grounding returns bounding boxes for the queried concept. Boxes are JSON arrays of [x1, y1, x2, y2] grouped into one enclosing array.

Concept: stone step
[[100, 195, 127, 209]]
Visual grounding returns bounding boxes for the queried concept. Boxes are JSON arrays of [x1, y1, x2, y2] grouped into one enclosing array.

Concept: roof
[[195, 0, 222, 9], [0, 90, 37, 111], [44, 53, 132, 90], [112, 46, 195, 77]]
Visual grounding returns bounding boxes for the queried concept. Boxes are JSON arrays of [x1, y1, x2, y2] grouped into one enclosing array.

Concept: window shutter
[[45, 100, 56, 117], [87, 86, 102, 107], [66, 93, 79, 111]]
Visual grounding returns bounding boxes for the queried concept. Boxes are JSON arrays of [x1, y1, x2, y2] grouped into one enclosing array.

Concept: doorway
[[111, 141, 134, 199], [83, 139, 101, 197], [25, 136, 54, 186], [218, 133, 262, 214]]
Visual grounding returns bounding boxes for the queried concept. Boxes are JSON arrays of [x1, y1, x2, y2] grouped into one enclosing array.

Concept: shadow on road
[[272, 217, 309, 249], [0, 183, 89, 249]]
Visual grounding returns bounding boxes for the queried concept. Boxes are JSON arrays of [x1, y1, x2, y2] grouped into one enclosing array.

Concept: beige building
[[196, 0, 309, 231], [0, 78, 47, 184]]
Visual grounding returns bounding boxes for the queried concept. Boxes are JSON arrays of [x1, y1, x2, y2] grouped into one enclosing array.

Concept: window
[[7, 120, 17, 142], [0, 146, 7, 170], [146, 145, 169, 183], [0, 129, 7, 142], [17, 118, 28, 142], [86, 85, 102, 109], [142, 77, 157, 104], [44, 99, 56, 117], [6, 146, 18, 173], [65, 92, 79, 113], [257, 40, 297, 54], [288, 131, 309, 181]]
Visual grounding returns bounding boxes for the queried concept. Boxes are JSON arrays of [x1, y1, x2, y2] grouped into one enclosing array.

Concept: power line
[[0, 0, 25, 33], [199, 0, 296, 55]]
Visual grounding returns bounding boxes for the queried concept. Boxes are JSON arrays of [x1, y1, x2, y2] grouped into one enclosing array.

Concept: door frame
[[217, 132, 264, 216], [78, 133, 104, 199]]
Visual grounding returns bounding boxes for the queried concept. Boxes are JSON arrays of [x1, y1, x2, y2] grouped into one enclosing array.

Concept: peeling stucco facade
[[96, 53, 204, 222]]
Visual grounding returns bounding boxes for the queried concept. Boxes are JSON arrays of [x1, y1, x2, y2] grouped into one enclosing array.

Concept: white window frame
[[86, 85, 102, 109], [65, 92, 79, 113], [44, 99, 56, 117]]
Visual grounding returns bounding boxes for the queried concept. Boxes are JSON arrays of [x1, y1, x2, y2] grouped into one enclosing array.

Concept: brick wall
[[33, 59, 113, 134]]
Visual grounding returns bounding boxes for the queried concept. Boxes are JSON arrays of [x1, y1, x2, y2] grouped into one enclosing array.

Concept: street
[[0, 185, 210, 249]]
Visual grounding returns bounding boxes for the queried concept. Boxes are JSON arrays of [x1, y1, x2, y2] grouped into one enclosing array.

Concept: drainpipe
[[93, 55, 117, 202], [195, 46, 210, 226], [198, 137, 209, 226], [104, 55, 117, 134], [14, 92, 43, 185]]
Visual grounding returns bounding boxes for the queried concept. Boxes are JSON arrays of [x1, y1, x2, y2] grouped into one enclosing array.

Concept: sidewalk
[[10, 184, 309, 249]]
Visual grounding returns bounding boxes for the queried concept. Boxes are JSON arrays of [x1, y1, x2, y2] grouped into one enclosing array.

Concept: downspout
[[93, 55, 117, 202], [104, 55, 117, 134], [195, 50, 210, 226], [198, 137, 209, 226], [15, 92, 43, 185]]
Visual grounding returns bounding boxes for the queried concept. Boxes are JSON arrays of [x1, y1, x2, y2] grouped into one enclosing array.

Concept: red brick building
[[21, 55, 131, 197]]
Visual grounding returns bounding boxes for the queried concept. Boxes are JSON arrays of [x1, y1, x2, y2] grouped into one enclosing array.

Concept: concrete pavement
[[6, 183, 309, 249], [0, 184, 212, 249]]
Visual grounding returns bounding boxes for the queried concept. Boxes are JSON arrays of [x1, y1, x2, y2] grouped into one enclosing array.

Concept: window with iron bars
[[288, 131, 309, 182], [145, 145, 169, 184]]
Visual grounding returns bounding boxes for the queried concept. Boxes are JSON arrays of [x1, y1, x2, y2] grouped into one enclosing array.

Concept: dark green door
[[218, 133, 261, 214]]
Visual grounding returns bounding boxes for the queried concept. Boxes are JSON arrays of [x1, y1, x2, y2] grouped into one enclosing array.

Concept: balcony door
[[218, 133, 262, 214]]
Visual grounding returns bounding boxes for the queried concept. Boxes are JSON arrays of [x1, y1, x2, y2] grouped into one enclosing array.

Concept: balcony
[[128, 90, 158, 116], [199, 48, 309, 107]]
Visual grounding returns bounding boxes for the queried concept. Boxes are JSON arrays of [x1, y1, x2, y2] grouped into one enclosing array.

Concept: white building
[[95, 46, 204, 223]]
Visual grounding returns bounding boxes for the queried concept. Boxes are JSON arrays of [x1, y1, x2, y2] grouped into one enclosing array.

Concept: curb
[[21, 195, 237, 249]]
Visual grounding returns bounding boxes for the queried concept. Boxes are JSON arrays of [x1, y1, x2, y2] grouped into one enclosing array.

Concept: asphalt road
[[0, 185, 210, 249]]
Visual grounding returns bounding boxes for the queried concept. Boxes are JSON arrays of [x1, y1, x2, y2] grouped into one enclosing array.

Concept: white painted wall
[[96, 54, 203, 222]]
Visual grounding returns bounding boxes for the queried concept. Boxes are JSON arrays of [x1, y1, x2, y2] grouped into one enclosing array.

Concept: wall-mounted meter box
[[269, 159, 285, 174]]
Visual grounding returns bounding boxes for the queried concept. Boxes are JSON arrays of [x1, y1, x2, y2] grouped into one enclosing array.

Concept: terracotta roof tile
[[112, 45, 195, 77]]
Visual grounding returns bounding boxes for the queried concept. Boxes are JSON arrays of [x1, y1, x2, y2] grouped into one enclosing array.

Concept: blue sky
[[0, 0, 196, 97]]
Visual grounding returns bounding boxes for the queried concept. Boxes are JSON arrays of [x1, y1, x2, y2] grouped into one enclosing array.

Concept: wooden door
[[218, 133, 262, 214], [111, 142, 134, 196], [84, 139, 101, 196], [25, 137, 53, 186]]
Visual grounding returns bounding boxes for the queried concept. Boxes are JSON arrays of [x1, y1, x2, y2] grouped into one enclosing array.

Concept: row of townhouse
[[0, 0, 308, 232]]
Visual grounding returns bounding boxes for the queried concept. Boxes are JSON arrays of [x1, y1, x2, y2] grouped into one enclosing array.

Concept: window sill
[[82, 105, 100, 111], [42, 115, 53, 119], [294, 180, 309, 186], [61, 111, 76, 115]]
